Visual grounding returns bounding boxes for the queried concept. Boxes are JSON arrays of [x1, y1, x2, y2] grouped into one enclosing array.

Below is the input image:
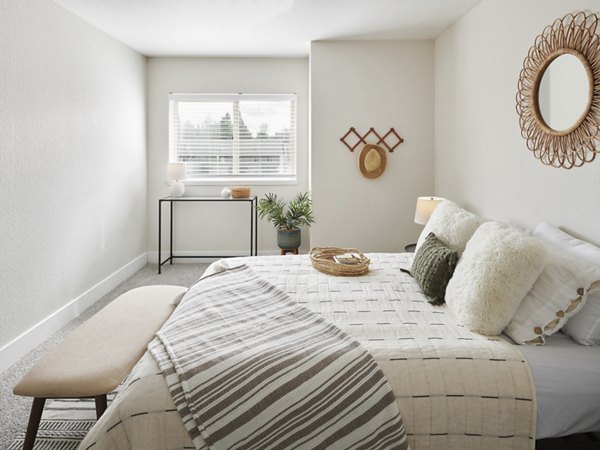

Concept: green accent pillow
[[411, 232, 458, 306]]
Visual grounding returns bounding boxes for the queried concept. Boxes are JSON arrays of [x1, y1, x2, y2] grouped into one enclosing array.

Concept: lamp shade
[[414, 196, 445, 225], [167, 163, 186, 181]]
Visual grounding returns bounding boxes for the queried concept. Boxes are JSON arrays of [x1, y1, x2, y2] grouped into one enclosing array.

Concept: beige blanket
[[79, 253, 535, 450]]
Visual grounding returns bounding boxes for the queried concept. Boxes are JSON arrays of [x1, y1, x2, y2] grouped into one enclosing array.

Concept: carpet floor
[[0, 263, 208, 450], [1, 262, 599, 449]]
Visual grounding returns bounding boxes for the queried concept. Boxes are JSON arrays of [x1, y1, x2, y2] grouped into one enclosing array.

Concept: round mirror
[[516, 12, 600, 169], [538, 53, 592, 133]]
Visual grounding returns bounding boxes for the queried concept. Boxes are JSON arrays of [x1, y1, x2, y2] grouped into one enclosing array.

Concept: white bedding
[[80, 253, 536, 450], [518, 331, 600, 439]]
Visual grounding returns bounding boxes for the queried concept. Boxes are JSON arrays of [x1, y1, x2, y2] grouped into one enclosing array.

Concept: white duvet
[[80, 254, 536, 450]]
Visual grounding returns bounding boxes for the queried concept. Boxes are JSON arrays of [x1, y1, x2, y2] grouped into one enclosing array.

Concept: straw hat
[[358, 144, 386, 179]]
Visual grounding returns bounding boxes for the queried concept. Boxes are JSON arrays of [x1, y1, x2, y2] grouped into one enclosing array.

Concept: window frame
[[169, 93, 298, 186]]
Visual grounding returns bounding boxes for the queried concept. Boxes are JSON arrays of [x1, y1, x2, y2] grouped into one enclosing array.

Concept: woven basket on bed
[[309, 247, 370, 276]]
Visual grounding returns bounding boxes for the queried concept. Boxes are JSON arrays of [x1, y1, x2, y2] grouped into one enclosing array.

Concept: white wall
[[310, 41, 435, 251], [435, 0, 600, 244], [0, 0, 147, 369], [146, 57, 309, 259]]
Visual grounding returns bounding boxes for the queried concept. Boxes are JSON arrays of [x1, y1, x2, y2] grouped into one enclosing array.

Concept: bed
[[79, 253, 599, 450]]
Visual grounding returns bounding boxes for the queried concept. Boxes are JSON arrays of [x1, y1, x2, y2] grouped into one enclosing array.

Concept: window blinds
[[169, 93, 297, 181]]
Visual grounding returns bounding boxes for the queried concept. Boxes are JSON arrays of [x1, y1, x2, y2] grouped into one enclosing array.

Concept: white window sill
[[182, 178, 298, 186]]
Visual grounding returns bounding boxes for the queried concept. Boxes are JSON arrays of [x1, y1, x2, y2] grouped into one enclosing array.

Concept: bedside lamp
[[404, 196, 445, 253], [167, 163, 186, 198], [414, 196, 445, 225]]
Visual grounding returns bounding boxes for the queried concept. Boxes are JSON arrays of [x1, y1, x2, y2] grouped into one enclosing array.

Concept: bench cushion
[[14, 285, 187, 398]]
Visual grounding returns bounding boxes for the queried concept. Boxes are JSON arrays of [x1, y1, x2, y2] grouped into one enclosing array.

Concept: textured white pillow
[[416, 200, 485, 256], [505, 244, 600, 345], [534, 222, 600, 345], [445, 222, 548, 336]]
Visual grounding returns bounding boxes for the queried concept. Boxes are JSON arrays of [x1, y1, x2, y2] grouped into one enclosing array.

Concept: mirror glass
[[538, 54, 591, 132]]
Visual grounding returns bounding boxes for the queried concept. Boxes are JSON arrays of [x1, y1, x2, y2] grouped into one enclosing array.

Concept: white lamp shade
[[167, 163, 186, 181], [414, 196, 445, 225]]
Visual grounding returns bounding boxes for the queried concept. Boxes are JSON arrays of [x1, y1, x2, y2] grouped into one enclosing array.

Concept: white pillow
[[445, 222, 548, 336], [505, 243, 600, 345], [535, 222, 600, 263], [534, 222, 600, 345], [416, 200, 485, 256]]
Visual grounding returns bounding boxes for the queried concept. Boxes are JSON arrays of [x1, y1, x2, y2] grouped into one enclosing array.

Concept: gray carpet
[[0, 263, 208, 450]]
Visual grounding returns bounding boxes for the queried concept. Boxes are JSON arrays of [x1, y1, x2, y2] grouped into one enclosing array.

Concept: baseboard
[[0, 253, 148, 374], [147, 250, 281, 264]]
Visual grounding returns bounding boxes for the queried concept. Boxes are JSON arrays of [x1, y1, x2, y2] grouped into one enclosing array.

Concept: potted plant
[[257, 192, 314, 253]]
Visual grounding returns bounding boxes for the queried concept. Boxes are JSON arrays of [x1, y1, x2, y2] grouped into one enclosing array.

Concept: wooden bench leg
[[23, 397, 45, 450], [94, 394, 108, 419]]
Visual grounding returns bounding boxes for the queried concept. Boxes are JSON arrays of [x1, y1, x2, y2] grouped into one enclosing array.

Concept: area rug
[[8, 394, 115, 450]]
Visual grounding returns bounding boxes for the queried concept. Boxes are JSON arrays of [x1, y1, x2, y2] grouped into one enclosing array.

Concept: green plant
[[257, 192, 314, 230]]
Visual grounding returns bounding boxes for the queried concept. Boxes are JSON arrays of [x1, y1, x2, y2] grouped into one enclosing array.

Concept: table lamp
[[167, 163, 186, 197], [414, 196, 445, 225]]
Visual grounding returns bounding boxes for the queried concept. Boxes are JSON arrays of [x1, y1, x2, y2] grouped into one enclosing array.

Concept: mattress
[[517, 331, 600, 439]]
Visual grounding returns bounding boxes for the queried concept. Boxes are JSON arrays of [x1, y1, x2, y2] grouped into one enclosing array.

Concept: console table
[[158, 196, 258, 274]]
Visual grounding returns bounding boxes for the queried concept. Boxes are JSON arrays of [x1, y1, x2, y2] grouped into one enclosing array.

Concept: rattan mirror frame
[[516, 12, 600, 169]]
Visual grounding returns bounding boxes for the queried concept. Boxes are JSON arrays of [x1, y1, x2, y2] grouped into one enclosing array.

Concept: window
[[169, 93, 297, 183]]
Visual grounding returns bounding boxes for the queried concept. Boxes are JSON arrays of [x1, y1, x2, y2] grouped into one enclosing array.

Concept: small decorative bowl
[[230, 187, 251, 198]]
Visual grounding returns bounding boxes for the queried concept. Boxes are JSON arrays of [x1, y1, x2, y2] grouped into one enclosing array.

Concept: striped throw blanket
[[148, 265, 408, 450]]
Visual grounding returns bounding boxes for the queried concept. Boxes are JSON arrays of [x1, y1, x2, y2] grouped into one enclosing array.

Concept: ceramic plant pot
[[277, 228, 301, 251]]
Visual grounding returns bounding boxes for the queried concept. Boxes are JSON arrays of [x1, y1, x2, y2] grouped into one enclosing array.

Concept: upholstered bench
[[13, 285, 187, 450]]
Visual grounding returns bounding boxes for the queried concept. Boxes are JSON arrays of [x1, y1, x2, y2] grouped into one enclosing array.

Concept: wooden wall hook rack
[[340, 127, 404, 153]]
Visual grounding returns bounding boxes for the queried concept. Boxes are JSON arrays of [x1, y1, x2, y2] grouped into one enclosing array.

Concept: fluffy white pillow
[[416, 200, 485, 256], [534, 222, 600, 345], [445, 222, 548, 336], [505, 243, 600, 345]]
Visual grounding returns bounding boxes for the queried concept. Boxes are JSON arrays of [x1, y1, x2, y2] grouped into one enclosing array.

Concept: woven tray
[[309, 247, 370, 276]]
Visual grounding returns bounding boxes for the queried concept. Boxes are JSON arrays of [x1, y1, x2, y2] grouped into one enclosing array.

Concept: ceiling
[[53, 0, 481, 57]]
